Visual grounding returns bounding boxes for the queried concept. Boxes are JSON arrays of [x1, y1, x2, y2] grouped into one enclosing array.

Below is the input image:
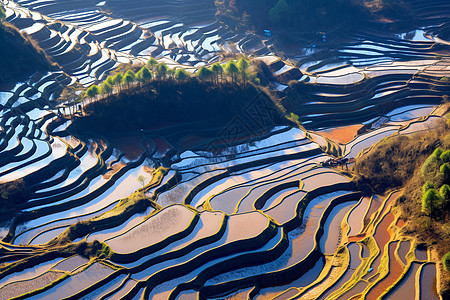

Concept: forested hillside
[[216, 0, 411, 33]]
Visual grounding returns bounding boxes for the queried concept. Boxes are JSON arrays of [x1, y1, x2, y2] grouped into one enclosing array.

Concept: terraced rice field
[[0, 0, 449, 299]]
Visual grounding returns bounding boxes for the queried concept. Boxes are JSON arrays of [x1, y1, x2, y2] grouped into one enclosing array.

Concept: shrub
[[441, 150, 450, 163], [93, 241, 112, 259], [287, 112, 299, 123], [417, 216, 432, 230], [444, 252, 450, 272]]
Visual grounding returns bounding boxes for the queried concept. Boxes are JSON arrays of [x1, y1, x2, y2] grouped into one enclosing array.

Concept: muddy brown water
[[365, 241, 404, 300], [386, 262, 422, 299]]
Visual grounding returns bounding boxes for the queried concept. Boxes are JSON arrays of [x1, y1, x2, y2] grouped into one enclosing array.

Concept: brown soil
[[348, 234, 366, 243], [396, 218, 406, 228], [102, 162, 126, 180], [316, 124, 363, 144]]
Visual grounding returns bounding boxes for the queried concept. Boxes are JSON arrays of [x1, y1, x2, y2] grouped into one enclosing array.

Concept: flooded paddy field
[[0, 0, 449, 299]]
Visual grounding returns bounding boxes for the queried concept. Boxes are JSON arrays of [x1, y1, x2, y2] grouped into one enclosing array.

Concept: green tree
[[175, 69, 189, 82], [137, 175, 147, 188], [440, 184, 450, 199], [422, 189, 440, 217], [136, 69, 144, 85], [225, 60, 239, 84], [197, 66, 212, 81], [156, 63, 168, 79], [211, 63, 223, 84], [100, 81, 112, 95], [167, 68, 175, 79], [142, 66, 152, 82], [443, 252, 450, 272], [113, 73, 123, 90], [125, 70, 135, 81], [421, 148, 443, 176], [441, 184, 450, 217], [0, 6, 6, 21], [269, 0, 290, 24], [441, 163, 450, 181], [237, 57, 249, 86], [106, 75, 114, 86], [123, 73, 134, 88], [147, 58, 158, 71], [86, 85, 99, 102], [136, 66, 152, 84]]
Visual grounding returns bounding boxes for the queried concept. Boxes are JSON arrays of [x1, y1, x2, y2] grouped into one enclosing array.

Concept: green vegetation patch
[[420, 147, 450, 219], [444, 252, 450, 272]]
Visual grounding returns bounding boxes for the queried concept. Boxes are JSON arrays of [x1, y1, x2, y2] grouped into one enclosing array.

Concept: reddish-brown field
[[316, 124, 364, 144]]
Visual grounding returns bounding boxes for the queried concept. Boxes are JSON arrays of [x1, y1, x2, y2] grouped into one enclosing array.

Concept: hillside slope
[[0, 17, 52, 84], [352, 114, 450, 297]]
